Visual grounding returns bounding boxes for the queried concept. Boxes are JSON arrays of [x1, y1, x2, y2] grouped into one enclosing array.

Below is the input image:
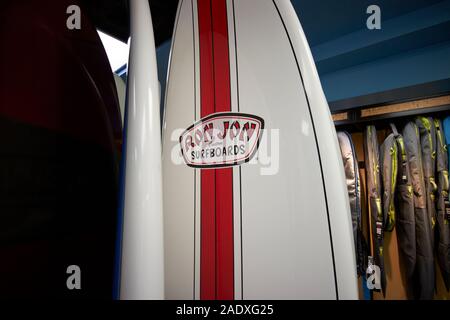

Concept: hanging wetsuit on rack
[[364, 125, 386, 296], [390, 123, 416, 298], [416, 117, 438, 246], [337, 132, 368, 277], [403, 121, 435, 299], [443, 117, 450, 191], [434, 119, 450, 291], [380, 129, 397, 233]]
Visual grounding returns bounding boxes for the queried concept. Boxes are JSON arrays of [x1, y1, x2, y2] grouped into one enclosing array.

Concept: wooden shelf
[[333, 94, 450, 129]]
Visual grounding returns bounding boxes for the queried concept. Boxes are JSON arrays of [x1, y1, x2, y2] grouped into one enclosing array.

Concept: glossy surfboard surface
[[162, 0, 358, 299], [114, 0, 165, 300]]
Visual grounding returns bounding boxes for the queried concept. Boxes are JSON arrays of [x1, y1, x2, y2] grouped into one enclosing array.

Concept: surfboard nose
[[162, 0, 358, 300], [116, 0, 165, 300]]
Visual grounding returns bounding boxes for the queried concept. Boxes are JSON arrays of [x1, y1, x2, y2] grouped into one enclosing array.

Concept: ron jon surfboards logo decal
[[180, 112, 264, 168]]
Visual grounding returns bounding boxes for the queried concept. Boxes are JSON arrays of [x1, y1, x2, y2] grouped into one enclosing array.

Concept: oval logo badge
[[180, 112, 264, 168]]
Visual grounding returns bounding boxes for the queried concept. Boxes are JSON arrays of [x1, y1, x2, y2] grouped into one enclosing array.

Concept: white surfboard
[[115, 0, 164, 299], [162, 0, 358, 299]]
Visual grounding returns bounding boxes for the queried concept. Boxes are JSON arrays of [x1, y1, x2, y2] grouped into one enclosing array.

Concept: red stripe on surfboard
[[211, 0, 234, 300], [215, 169, 233, 299], [198, 0, 216, 300], [198, 0, 234, 300]]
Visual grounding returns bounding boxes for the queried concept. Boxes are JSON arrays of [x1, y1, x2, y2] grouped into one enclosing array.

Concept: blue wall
[[320, 41, 450, 101], [155, 0, 450, 110], [295, 0, 450, 103]]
